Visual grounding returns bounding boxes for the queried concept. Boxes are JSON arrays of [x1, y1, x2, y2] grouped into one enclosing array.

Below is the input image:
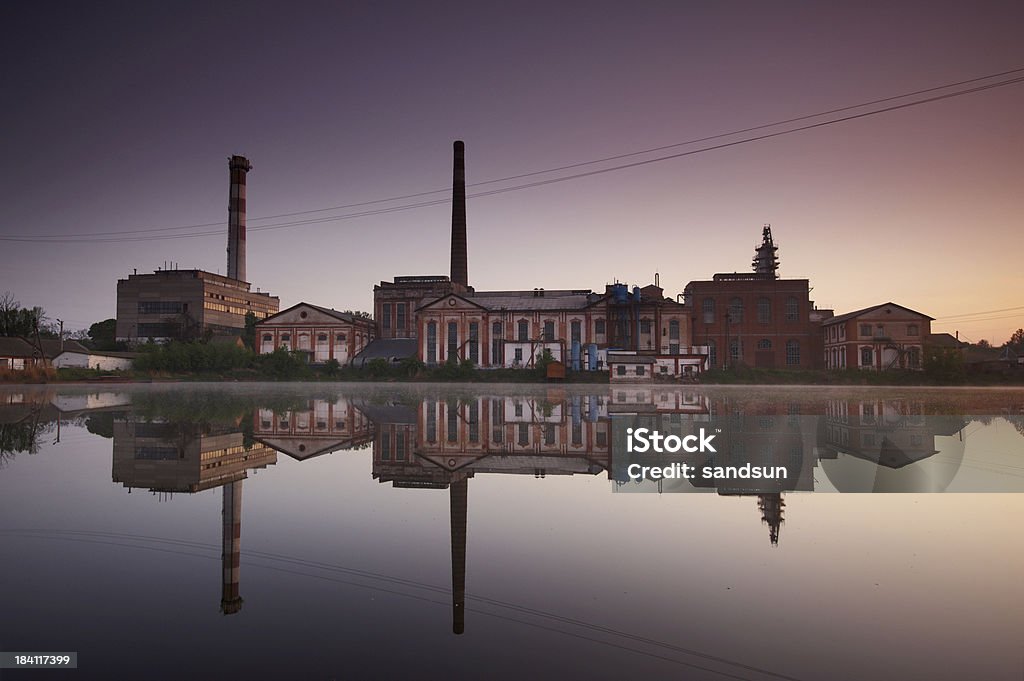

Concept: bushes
[[134, 341, 255, 373]]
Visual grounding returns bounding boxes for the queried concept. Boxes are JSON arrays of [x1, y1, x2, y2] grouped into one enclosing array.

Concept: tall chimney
[[450, 141, 468, 289], [227, 155, 252, 282]]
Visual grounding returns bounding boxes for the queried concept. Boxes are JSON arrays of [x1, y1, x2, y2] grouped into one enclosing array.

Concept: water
[[1, 383, 1022, 680]]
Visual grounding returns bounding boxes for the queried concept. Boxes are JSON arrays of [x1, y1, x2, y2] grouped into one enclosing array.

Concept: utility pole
[[57, 319, 64, 353]]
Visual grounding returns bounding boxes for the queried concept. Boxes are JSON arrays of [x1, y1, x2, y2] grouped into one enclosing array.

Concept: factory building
[[256, 303, 374, 364], [115, 156, 279, 343], [367, 141, 706, 374], [683, 226, 830, 370], [822, 303, 932, 371]]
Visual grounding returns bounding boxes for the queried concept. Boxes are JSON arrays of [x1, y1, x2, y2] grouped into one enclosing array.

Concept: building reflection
[[348, 392, 612, 634], [111, 415, 276, 615]]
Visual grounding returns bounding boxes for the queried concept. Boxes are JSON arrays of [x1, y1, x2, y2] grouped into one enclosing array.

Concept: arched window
[[702, 298, 715, 324], [757, 297, 771, 324], [729, 298, 743, 323], [730, 339, 741, 362], [786, 340, 800, 365], [262, 334, 272, 342], [757, 339, 772, 350], [517, 319, 529, 341]]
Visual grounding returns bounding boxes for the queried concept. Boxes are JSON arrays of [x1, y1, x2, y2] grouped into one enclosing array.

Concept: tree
[[243, 312, 258, 349], [88, 319, 118, 350], [977, 339, 991, 349], [342, 310, 373, 320], [1007, 328, 1024, 352], [0, 292, 48, 338]]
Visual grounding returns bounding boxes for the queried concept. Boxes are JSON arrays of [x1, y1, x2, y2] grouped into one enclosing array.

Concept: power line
[[934, 305, 1024, 321], [3, 69, 1024, 245]]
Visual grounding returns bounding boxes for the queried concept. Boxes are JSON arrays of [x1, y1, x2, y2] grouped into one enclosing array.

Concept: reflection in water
[[0, 386, 1020, 640]]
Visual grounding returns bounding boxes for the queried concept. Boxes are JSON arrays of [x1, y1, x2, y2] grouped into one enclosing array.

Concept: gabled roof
[[823, 302, 934, 326], [415, 292, 489, 313], [260, 302, 370, 325], [0, 337, 88, 358]]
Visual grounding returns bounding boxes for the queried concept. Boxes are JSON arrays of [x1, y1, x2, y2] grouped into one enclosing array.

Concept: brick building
[[683, 226, 829, 370], [256, 302, 374, 364], [822, 303, 932, 371]]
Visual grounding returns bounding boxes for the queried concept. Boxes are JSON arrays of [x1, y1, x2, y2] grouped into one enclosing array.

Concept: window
[[861, 346, 873, 366], [518, 319, 529, 341], [543, 424, 555, 445], [729, 298, 743, 323], [137, 301, 183, 315], [708, 340, 717, 368], [514, 348, 523, 363], [907, 324, 919, 336], [640, 319, 652, 334], [514, 401, 523, 417], [757, 297, 771, 324], [447, 321, 458, 360], [786, 340, 800, 365], [617, 365, 626, 376], [860, 324, 872, 337], [427, 322, 437, 364], [636, 365, 645, 376], [543, 320, 554, 341], [595, 319, 606, 335], [908, 347, 921, 369], [382, 304, 391, 329], [468, 401, 479, 443], [469, 322, 479, 364], [426, 401, 437, 442], [758, 339, 772, 350], [660, 366, 668, 373], [571, 320, 581, 344], [702, 298, 715, 324], [380, 433, 391, 461], [263, 334, 272, 342], [447, 405, 458, 442], [397, 303, 407, 330], [518, 423, 529, 446], [785, 297, 799, 322], [669, 343, 679, 355], [730, 339, 741, 362], [492, 322, 502, 365], [669, 320, 680, 340]]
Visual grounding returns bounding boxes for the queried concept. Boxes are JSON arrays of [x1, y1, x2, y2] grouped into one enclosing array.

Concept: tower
[[752, 224, 780, 278], [450, 141, 468, 291], [450, 477, 468, 634], [227, 155, 252, 282], [220, 480, 244, 614]]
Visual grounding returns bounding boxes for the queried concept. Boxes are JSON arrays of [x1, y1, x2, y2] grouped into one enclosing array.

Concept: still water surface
[[1, 383, 1023, 680]]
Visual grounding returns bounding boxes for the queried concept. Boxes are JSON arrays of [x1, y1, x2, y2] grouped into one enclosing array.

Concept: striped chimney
[[227, 155, 252, 282], [450, 141, 468, 289]]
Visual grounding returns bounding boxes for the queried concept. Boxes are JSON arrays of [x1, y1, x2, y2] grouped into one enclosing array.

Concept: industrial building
[[682, 226, 832, 370], [365, 141, 708, 375], [256, 302, 375, 364], [115, 155, 279, 343], [822, 303, 932, 370]]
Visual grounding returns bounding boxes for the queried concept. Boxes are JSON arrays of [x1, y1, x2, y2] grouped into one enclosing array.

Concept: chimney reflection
[[111, 415, 276, 615]]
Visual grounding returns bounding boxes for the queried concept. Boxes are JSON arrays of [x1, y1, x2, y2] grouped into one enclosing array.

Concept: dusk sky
[[2, 1, 1022, 343]]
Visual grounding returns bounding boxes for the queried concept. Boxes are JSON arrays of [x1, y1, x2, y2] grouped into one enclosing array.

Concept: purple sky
[[2, 1, 1023, 342]]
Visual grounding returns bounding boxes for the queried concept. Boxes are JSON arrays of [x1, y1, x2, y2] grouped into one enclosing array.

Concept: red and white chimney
[[227, 155, 252, 282]]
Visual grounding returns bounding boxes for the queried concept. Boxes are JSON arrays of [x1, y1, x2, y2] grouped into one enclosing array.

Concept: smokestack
[[227, 155, 252, 282], [450, 477, 468, 635], [450, 141, 468, 289]]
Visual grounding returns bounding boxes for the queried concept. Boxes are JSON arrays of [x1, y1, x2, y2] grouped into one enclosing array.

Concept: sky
[[2, 1, 1023, 343]]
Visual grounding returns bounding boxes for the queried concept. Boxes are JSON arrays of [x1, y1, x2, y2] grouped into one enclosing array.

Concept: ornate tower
[[752, 224, 780, 278]]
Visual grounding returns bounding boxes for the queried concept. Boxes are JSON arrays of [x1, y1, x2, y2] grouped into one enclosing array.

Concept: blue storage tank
[[587, 343, 598, 371], [612, 284, 628, 304], [571, 340, 581, 371]]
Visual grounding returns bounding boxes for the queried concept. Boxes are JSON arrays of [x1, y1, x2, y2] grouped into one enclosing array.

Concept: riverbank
[[3, 365, 1022, 386]]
